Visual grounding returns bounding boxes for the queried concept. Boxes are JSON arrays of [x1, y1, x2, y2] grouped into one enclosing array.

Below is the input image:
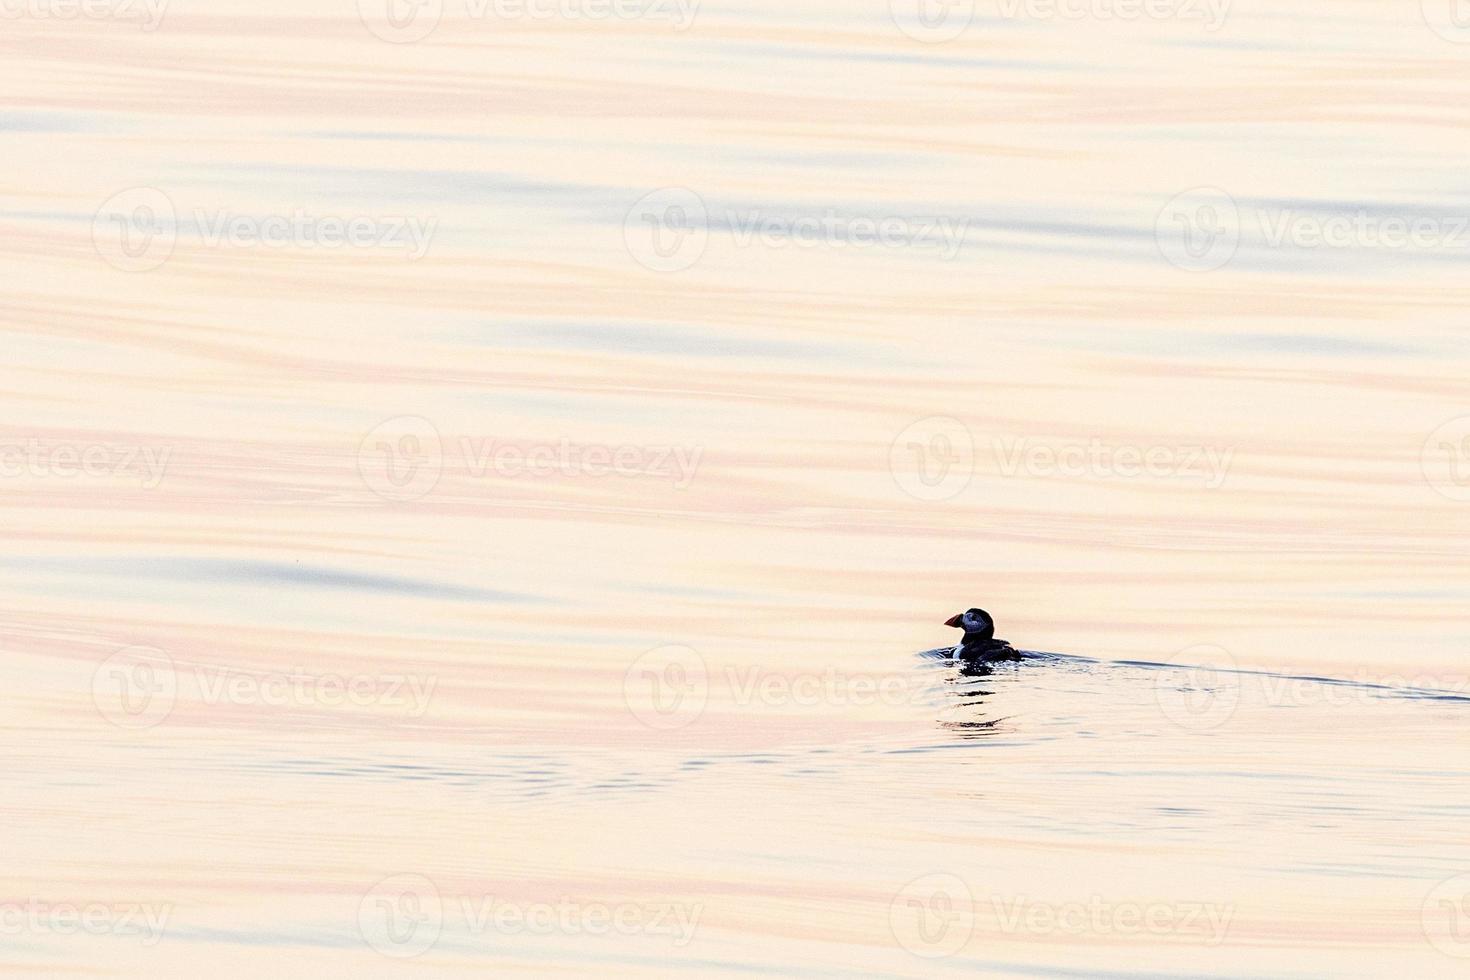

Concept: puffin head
[[944, 607, 995, 642]]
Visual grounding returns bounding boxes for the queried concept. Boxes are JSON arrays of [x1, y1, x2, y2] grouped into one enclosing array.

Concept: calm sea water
[[4, 1, 1470, 976]]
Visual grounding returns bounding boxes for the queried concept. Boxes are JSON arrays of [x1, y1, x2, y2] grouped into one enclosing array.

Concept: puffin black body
[[944, 607, 1022, 663]]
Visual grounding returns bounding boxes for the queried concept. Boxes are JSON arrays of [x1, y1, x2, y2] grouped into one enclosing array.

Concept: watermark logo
[[1160, 188, 1470, 271], [890, 416, 974, 501], [93, 187, 177, 272], [890, 0, 975, 42], [993, 437, 1234, 488], [359, 874, 443, 958], [0, 0, 169, 30], [358, 0, 443, 42], [92, 646, 177, 730], [1424, 873, 1470, 958], [94, 647, 439, 726], [624, 188, 709, 273], [624, 644, 708, 730], [1156, 187, 1239, 272], [0, 899, 172, 946], [93, 189, 436, 269], [890, 873, 974, 958], [358, 416, 445, 502], [1154, 644, 1241, 732], [1423, 0, 1470, 44], [1423, 416, 1470, 502]]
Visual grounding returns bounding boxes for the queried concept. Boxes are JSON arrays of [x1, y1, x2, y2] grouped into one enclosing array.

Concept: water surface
[[3, 1, 1470, 976]]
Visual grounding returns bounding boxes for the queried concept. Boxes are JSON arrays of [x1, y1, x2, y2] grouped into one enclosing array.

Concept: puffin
[[943, 607, 1022, 662]]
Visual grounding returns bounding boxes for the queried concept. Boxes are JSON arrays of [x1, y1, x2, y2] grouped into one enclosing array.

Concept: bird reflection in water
[[929, 654, 1022, 739]]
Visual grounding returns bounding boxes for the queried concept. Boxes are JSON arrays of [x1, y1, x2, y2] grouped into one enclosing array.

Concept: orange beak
[[944, 614, 962, 627]]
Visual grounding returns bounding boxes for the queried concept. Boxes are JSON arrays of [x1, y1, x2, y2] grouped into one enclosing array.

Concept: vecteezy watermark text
[[995, 0, 1228, 29], [358, 416, 703, 502], [189, 665, 437, 716], [888, 420, 1235, 500], [622, 644, 957, 730], [990, 895, 1235, 944], [92, 646, 438, 730], [0, 0, 168, 30], [357, 0, 698, 44], [724, 666, 940, 709], [92, 187, 437, 271], [0, 439, 171, 488], [1154, 643, 1470, 733], [889, 0, 1227, 42], [993, 437, 1235, 489], [1158, 187, 1470, 271], [466, 0, 696, 26], [357, 874, 702, 958], [888, 873, 1234, 959], [722, 211, 968, 259], [192, 210, 435, 259], [459, 437, 701, 487], [624, 189, 969, 272], [0, 899, 172, 946]]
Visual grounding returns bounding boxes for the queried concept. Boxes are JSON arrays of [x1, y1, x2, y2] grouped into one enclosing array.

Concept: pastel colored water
[[3, 1, 1470, 976]]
